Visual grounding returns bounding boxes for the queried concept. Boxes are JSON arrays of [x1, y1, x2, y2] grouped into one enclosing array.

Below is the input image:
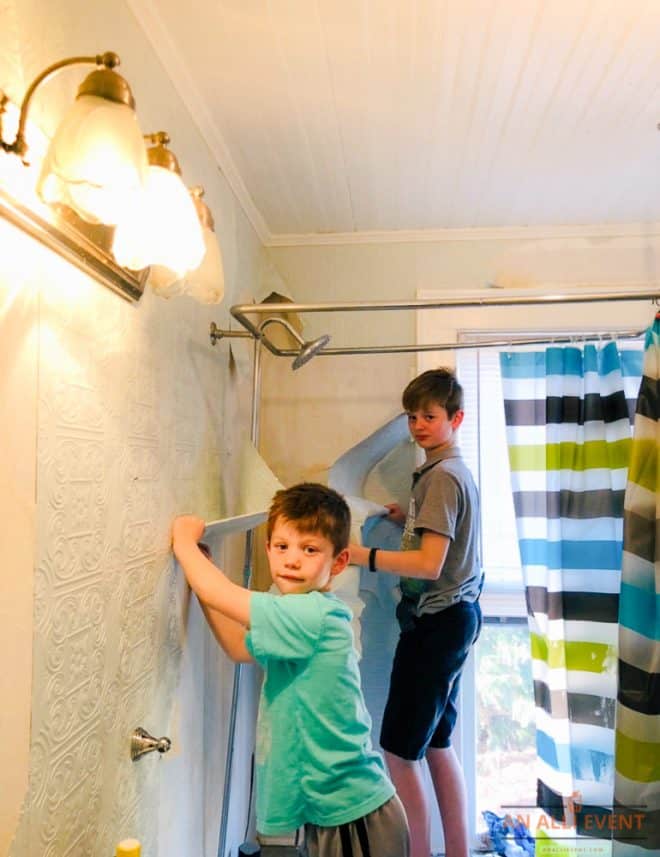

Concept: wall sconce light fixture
[[34, 53, 147, 226], [0, 52, 224, 304], [0, 52, 150, 300], [113, 131, 205, 289]]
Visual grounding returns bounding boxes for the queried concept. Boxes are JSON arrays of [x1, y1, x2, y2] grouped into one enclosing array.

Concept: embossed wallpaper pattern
[[1, 2, 264, 853], [6, 258, 255, 856]]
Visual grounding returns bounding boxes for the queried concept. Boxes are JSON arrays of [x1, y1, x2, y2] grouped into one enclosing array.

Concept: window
[[475, 619, 536, 821], [455, 346, 535, 841], [459, 347, 526, 608]]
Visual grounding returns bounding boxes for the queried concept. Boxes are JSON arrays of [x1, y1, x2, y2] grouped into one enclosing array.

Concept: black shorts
[[380, 600, 482, 761]]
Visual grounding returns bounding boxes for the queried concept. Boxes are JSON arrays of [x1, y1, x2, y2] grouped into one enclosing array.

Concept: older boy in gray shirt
[[350, 368, 483, 857]]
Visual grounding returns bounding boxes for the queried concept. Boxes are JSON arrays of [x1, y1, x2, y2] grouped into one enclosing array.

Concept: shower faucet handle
[[130, 727, 172, 761]]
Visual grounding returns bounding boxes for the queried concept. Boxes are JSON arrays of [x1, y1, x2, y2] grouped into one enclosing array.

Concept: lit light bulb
[[145, 187, 225, 303], [184, 224, 225, 304], [112, 134, 205, 285]]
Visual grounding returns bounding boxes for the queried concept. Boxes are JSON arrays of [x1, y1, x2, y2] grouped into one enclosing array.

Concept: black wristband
[[368, 547, 378, 573]]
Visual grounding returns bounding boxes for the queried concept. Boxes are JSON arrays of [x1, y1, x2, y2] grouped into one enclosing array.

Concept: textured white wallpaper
[[2, 233, 258, 856], [0, 2, 264, 854]]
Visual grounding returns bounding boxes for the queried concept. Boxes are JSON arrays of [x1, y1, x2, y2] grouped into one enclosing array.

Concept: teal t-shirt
[[245, 590, 394, 834]]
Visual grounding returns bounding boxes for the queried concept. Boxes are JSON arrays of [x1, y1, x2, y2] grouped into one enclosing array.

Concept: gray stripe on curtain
[[636, 373, 660, 419], [526, 587, 619, 623], [513, 489, 625, 519], [618, 661, 660, 716], [538, 782, 660, 842], [534, 680, 616, 727], [504, 395, 636, 426], [611, 804, 660, 848], [623, 510, 660, 564]]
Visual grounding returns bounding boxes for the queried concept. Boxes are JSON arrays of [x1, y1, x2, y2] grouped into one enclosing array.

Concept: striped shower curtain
[[614, 318, 660, 855], [500, 341, 642, 845]]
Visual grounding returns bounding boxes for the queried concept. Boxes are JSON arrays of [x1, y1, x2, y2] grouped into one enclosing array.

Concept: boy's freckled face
[[266, 518, 339, 595], [406, 402, 463, 455]]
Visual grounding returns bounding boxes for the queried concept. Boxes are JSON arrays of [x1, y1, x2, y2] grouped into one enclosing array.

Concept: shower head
[[292, 333, 331, 370], [257, 317, 331, 369]]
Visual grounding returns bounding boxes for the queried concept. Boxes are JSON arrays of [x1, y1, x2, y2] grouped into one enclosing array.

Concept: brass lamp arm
[[0, 51, 120, 160]]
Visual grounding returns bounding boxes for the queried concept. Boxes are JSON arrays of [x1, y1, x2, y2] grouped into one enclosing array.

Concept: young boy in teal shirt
[[173, 482, 409, 857]]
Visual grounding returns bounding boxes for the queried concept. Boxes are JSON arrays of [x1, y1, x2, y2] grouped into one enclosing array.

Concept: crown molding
[[265, 222, 660, 247], [126, 0, 271, 244]]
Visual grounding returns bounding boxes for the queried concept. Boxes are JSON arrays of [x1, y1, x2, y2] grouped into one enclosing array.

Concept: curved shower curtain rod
[[218, 287, 659, 358]]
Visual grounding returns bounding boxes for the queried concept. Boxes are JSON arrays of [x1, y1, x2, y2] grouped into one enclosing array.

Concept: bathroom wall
[[0, 2, 263, 855], [3, 6, 659, 855], [262, 230, 660, 482]]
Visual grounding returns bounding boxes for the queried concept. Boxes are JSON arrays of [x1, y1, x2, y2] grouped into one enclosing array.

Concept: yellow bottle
[[116, 839, 141, 857]]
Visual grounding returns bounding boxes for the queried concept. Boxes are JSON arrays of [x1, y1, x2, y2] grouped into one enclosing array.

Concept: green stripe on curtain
[[626, 439, 658, 492], [615, 731, 660, 783], [530, 633, 616, 672], [614, 317, 660, 855], [508, 438, 631, 471]]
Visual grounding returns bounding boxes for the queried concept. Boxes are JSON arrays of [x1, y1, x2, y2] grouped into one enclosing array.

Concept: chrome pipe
[[217, 330, 647, 359], [217, 335, 263, 857], [211, 316, 331, 367], [226, 291, 657, 357], [230, 288, 660, 318]]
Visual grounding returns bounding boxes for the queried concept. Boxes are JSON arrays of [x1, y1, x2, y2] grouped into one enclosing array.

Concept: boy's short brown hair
[[402, 367, 463, 418], [267, 483, 351, 557]]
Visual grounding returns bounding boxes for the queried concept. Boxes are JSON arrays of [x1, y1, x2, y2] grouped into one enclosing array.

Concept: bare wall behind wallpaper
[[262, 232, 660, 501]]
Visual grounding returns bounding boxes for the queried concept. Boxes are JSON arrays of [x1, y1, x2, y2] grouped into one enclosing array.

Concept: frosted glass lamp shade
[[112, 164, 205, 282], [147, 227, 224, 302], [37, 94, 147, 225], [147, 265, 186, 298], [184, 226, 225, 303]]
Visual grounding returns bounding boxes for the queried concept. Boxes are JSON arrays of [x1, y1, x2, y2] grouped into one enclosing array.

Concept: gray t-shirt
[[399, 445, 482, 615]]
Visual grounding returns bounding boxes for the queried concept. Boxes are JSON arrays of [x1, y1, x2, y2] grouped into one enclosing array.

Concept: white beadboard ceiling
[[130, 0, 660, 245]]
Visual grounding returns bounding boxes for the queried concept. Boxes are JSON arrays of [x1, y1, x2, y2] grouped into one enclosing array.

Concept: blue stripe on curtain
[[501, 340, 640, 843], [618, 583, 660, 640], [537, 730, 615, 778], [501, 349, 643, 379], [519, 539, 623, 569]]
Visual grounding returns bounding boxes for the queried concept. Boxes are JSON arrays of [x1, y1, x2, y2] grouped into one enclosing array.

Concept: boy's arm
[[348, 530, 450, 579], [199, 603, 254, 663], [172, 515, 251, 626]]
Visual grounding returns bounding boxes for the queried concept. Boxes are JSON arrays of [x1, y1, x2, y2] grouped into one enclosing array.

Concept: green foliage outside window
[[476, 623, 536, 754]]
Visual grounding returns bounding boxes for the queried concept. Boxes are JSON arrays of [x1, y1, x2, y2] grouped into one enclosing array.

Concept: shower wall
[[263, 232, 660, 483], [0, 2, 263, 855]]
